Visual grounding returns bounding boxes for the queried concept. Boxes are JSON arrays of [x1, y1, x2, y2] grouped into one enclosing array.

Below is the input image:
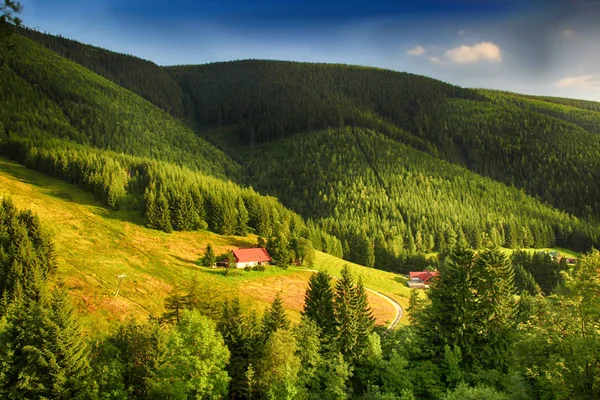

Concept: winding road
[[302, 269, 403, 330]]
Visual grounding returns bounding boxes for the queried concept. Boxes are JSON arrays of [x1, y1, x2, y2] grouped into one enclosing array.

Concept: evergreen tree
[[236, 197, 249, 236], [262, 293, 290, 339], [354, 277, 376, 358], [155, 192, 172, 233], [413, 245, 517, 373], [199, 243, 216, 268], [303, 271, 337, 339], [334, 265, 358, 361], [0, 281, 95, 399], [218, 299, 262, 399]]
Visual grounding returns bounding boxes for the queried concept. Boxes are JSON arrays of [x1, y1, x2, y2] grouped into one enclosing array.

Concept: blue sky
[[19, 0, 600, 100]]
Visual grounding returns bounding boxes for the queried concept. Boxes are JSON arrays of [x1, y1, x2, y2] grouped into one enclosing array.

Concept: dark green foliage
[[513, 263, 542, 296], [218, 299, 262, 399], [511, 250, 566, 295], [200, 243, 216, 268], [334, 265, 375, 362], [244, 127, 600, 269], [412, 246, 517, 374], [261, 293, 291, 339], [98, 320, 168, 399], [18, 27, 187, 118], [0, 283, 96, 399], [0, 197, 56, 305], [303, 271, 337, 338]]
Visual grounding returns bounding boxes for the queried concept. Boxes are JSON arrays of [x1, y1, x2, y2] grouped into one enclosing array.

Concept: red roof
[[409, 271, 438, 284], [232, 248, 271, 263]]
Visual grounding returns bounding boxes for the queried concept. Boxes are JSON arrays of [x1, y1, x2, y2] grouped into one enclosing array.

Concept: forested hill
[[17, 27, 187, 118], [7, 28, 600, 271], [20, 28, 600, 223]]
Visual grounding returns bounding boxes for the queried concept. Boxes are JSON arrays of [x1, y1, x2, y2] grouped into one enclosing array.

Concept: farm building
[[232, 248, 272, 269], [407, 271, 439, 289]]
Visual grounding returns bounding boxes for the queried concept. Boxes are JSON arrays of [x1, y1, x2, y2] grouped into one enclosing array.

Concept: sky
[[18, 0, 600, 100]]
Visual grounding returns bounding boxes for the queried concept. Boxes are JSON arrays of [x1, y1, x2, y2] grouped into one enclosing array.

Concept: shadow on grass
[[394, 276, 408, 285]]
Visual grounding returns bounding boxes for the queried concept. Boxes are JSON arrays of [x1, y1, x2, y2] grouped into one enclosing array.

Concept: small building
[[232, 248, 272, 269], [407, 271, 439, 289]]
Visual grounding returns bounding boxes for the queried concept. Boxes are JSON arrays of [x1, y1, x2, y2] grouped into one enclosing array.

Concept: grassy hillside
[[0, 157, 402, 335]]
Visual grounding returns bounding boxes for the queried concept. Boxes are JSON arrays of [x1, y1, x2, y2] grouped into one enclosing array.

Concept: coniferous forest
[[1, 18, 600, 399]]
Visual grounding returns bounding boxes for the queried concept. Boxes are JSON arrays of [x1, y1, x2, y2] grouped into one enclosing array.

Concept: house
[[232, 248, 272, 269], [407, 271, 439, 289]]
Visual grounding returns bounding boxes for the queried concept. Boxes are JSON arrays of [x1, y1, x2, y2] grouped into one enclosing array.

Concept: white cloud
[[429, 56, 443, 65], [561, 28, 576, 38], [407, 45, 426, 56], [445, 42, 502, 64], [458, 30, 466, 36], [554, 75, 600, 89]]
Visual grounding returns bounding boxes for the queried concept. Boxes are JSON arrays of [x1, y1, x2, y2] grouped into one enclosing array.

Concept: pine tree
[[144, 186, 159, 228], [236, 197, 249, 236], [354, 277, 376, 359], [218, 299, 261, 399], [262, 293, 290, 339], [156, 191, 173, 233], [303, 271, 337, 339], [334, 265, 358, 361], [0, 280, 95, 399], [199, 243, 216, 268]]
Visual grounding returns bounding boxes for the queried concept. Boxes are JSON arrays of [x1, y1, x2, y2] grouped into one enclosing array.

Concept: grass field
[[0, 157, 403, 335]]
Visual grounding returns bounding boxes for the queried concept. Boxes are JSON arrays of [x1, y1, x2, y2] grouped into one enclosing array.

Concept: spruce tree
[[218, 299, 261, 399], [261, 293, 290, 339], [354, 277, 376, 358], [144, 186, 159, 229], [236, 197, 249, 236], [0, 280, 95, 399], [303, 271, 336, 338], [334, 265, 358, 361], [156, 191, 173, 233], [199, 243, 216, 268]]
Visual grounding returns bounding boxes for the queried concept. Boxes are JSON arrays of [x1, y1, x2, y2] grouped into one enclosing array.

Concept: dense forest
[[2, 201, 598, 399], [0, 34, 345, 259], [5, 29, 600, 271], [244, 127, 599, 269]]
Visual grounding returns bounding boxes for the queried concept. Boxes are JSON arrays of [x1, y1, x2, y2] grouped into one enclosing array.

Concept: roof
[[232, 248, 271, 263], [409, 271, 438, 283]]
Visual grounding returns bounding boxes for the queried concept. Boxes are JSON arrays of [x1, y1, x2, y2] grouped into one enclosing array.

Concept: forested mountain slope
[[17, 27, 187, 118], [21, 29, 600, 221], [0, 34, 342, 259], [0, 34, 238, 179], [8, 29, 600, 271], [244, 127, 599, 269]]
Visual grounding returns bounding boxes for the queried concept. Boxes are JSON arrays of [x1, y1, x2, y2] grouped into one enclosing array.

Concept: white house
[[232, 248, 272, 269]]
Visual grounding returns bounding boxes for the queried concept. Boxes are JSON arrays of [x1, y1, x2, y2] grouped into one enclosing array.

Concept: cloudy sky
[[19, 0, 600, 100]]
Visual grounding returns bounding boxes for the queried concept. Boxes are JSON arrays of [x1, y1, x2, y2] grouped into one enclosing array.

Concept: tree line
[[2, 202, 599, 399]]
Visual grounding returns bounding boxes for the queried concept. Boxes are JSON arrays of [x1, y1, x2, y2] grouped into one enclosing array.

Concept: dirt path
[[302, 269, 403, 330]]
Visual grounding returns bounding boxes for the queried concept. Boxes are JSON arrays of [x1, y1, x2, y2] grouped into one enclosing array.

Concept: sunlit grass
[[0, 157, 404, 333]]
